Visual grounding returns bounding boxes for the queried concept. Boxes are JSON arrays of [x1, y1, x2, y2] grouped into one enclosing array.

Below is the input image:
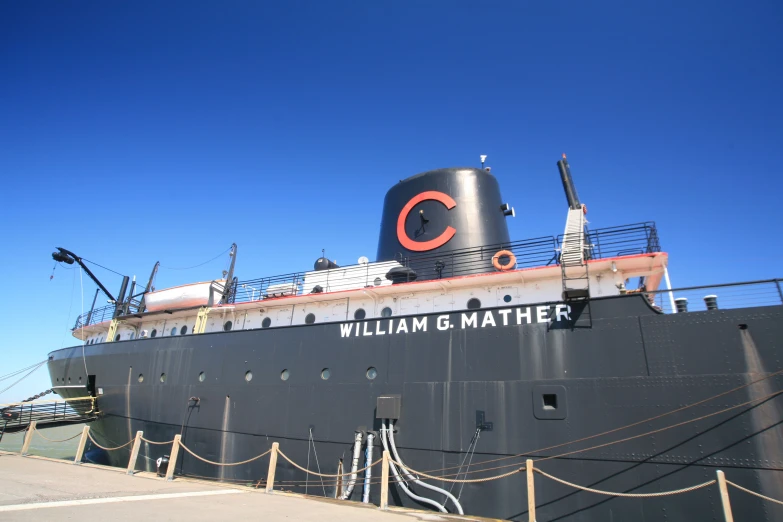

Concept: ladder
[[559, 206, 590, 301]]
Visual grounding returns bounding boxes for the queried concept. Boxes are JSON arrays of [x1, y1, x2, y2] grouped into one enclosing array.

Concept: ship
[[46, 156, 783, 521]]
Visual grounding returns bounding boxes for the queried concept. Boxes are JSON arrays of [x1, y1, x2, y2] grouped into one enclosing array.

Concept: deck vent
[[674, 298, 688, 313], [704, 295, 719, 310]]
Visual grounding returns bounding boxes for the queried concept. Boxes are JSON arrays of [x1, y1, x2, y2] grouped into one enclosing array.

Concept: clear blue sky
[[1, 1, 781, 402]]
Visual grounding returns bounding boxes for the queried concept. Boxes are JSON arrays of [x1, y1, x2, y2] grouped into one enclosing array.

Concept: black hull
[[48, 295, 783, 521]]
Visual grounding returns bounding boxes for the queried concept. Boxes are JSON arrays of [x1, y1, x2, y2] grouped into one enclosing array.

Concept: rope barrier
[[277, 449, 382, 478], [535, 468, 716, 498], [727, 481, 783, 506], [140, 436, 174, 445], [392, 459, 524, 484], [178, 441, 271, 467], [33, 429, 82, 443], [87, 432, 134, 451]]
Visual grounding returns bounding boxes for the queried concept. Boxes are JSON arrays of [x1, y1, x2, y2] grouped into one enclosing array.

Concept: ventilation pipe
[[704, 295, 719, 310], [674, 298, 688, 313], [362, 432, 375, 503], [339, 431, 363, 500]]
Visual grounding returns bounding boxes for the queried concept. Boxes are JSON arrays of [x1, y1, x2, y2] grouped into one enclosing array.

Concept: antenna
[[480, 155, 487, 168]]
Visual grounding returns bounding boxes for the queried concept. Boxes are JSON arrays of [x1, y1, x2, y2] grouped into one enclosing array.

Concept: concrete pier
[[0, 452, 485, 521]]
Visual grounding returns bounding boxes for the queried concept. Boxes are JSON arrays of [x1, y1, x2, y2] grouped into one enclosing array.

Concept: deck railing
[[647, 279, 783, 313]]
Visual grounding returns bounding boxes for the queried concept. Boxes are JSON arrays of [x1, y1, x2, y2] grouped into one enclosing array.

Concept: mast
[[220, 243, 238, 304]]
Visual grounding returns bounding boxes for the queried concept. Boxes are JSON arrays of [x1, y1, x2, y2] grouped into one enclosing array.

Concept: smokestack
[[557, 153, 582, 210]]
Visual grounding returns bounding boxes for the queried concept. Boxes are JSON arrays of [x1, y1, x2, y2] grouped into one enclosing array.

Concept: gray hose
[[362, 432, 375, 503], [380, 420, 447, 513], [339, 431, 363, 500], [388, 419, 464, 515]]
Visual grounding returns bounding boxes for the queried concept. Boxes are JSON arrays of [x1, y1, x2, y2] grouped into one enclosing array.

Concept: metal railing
[[647, 279, 783, 313], [1, 397, 96, 436]]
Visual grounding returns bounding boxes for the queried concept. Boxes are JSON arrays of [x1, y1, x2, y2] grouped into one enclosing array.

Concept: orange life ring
[[492, 250, 516, 271]]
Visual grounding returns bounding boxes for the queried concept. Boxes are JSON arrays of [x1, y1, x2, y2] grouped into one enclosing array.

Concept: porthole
[[467, 298, 481, 310], [366, 367, 378, 380], [78, 376, 82, 383], [374, 277, 382, 286], [354, 308, 366, 320], [180, 325, 188, 335], [198, 371, 206, 382], [137, 374, 144, 383], [171, 327, 177, 336], [160, 373, 166, 383], [262, 317, 271, 328], [68, 377, 71, 383], [381, 307, 392, 318], [305, 313, 315, 324], [503, 294, 512, 303], [224, 321, 232, 332], [280, 369, 290, 381], [151, 329, 157, 338], [321, 368, 331, 380], [114, 334, 120, 342], [245, 371, 253, 382]]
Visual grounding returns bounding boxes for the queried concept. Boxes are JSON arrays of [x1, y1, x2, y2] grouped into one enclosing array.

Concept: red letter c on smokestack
[[396, 191, 457, 252]]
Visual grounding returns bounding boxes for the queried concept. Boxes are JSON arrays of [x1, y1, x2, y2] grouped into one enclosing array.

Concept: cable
[[81, 257, 125, 277], [0, 361, 48, 382], [0, 362, 46, 396], [80, 267, 88, 376], [159, 246, 232, 271]]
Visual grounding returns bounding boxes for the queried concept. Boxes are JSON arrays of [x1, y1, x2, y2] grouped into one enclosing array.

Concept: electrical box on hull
[[376, 394, 401, 420]]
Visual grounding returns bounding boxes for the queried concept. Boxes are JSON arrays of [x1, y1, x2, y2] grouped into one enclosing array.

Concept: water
[[0, 423, 83, 460]]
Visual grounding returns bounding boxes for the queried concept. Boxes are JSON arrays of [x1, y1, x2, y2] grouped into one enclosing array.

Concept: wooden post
[[265, 442, 279, 493], [165, 434, 181, 481], [20, 421, 36, 456], [73, 425, 90, 464], [380, 450, 390, 510], [335, 459, 343, 498], [126, 431, 143, 475], [717, 470, 734, 522], [526, 459, 536, 522]]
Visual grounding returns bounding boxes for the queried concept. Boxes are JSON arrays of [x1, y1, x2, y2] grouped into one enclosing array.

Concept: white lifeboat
[[144, 280, 226, 311]]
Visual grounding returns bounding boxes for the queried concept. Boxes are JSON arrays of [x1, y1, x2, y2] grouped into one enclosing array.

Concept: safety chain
[[178, 441, 271, 467], [535, 468, 716, 498], [393, 459, 524, 484], [727, 480, 783, 506], [277, 449, 382, 478], [87, 432, 134, 451], [141, 436, 174, 445]]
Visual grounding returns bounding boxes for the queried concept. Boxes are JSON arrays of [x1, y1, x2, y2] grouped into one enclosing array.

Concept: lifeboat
[[143, 280, 226, 311]]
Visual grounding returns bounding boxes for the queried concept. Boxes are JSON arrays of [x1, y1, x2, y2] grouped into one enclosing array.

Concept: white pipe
[[388, 420, 464, 515], [340, 431, 363, 500], [664, 266, 677, 313], [362, 433, 375, 503], [380, 420, 447, 513]]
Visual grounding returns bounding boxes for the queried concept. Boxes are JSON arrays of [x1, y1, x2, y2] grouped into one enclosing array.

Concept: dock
[[0, 451, 486, 521]]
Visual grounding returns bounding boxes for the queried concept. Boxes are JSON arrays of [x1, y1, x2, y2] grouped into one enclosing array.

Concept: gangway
[[0, 395, 97, 441]]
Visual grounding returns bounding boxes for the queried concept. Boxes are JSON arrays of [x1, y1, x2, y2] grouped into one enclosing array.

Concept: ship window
[[374, 277, 382, 286], [305, 313, 315, 324], [503, 294, 512, 303], [321, 368, 331, 380], [381, 307, 392, 318], [366, 367, 377, 380], [262, 317, 271, 328], [171, 327, 177, 336], [114, 334, 120, 342], [354, 308, 366, 320], [224, 321, 232, 332], [151, 329, 157, 338], [180, 325, 188, 335], [137, 374, 144, 383], [160, 373, 166, 383], [467, 298, 481, 310], [280, 369, 290, 381], [543, 394, 558, 410], [198, 371, 206, 382], [245, 371, 253, 382]]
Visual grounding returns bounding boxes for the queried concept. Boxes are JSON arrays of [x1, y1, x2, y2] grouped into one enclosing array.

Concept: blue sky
[[1, 1, 781, 401]]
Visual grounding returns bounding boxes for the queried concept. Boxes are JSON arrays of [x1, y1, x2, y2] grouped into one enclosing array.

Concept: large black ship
[[46, 156, 783, 521]]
